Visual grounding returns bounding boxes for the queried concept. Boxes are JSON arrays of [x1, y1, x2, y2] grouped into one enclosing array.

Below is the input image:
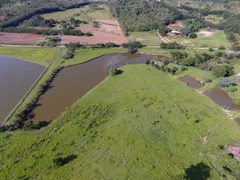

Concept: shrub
[[122, 41, 144, 49], [203, 77, 212, 83], [209, 48, 214, 52], [171, 66, 178, 74], [128, 47, 138, 54], [181, 66, 188, 71], [165, 66, 171, 72], [225, 86, 237, 92], [160, 42, 185, 49], [217, 78, 235, 87], [219, 46, 226, 50], [189, 33, 197, 38], [63, 48, 75, 59]]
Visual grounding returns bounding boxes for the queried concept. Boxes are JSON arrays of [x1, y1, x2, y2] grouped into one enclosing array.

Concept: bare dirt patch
[[67, 19, 127, 45], [228, 146, 240, 161], [0, 33, 43, 45], [197, 31, 213, 37], [61, 30, 128, 45], [95, 19, 119, 26], [26, 26, 49, 30], [136, 35, 150, 41]]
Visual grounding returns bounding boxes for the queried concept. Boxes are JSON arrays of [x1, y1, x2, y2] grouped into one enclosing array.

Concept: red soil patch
[[65, 20, 127, 45], [233, 78, 240, 84], [136, 35, 149, 41], [61, 30, 128, 45], [95, 19, 119, 26], [0, 32, 43, 45], [26, 26, 49, 30], [228, 146, 240, 161]]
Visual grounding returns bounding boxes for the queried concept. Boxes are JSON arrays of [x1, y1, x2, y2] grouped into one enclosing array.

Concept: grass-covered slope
[[0, 65, 240, 179], [0, 47, 59, 66]]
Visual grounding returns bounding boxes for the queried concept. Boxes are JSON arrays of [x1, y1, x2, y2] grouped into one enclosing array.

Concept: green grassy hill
[[0, 65, 240, 179]]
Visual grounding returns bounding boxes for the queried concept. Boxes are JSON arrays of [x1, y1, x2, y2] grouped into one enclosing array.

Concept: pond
[[31, 53, 154, 121], [204, 88, 240, 110], [0, 56, 45, 122], [178, 76, 204, 89]]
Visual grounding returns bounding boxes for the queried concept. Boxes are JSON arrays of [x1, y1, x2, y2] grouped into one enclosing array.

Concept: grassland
[[0, 47, 58, 66], [63, 48, 127, 66], [128, 32, 160, 46], [1, 65, 240, 179], [42, 5, 115, 22], [205, 15, 224, 25], [168, 30, 231, 48]]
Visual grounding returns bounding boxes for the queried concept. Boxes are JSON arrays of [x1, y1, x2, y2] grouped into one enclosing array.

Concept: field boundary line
[[3, 49, 61, 124]]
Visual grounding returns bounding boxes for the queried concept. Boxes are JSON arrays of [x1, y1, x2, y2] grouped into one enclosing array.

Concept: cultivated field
[[0, 32, 43, 45], [42, 4, 128, 45], [1, 64, 240, 179], [61, 31, 127, 45]]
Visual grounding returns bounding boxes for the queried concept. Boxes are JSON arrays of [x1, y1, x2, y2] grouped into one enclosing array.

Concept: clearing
[[128, 31, 160, 46], [168, 29, 231, 48]]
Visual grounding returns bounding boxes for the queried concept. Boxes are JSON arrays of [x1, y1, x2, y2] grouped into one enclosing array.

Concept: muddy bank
[[31, 53, 154, 121], [0, 56, 45, 122], [178, 76, 204, 89], [204, 88, 240, 110]]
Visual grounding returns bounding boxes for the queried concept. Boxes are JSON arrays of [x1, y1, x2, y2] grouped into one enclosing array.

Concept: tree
[[213, 65, 234, 77], [182, 57, 195, 66], [158, 24, 170, 36], [109, 67, 118, 76], [171, 66, 178, 74]]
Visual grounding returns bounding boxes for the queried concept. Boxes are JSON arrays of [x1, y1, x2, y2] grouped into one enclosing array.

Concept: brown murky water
[[0, 56, 45, 122], [178, 76, 204, 89], [234, 118, 240, 125], [32, 53, 154, 121], [204, 88, 240, 110]]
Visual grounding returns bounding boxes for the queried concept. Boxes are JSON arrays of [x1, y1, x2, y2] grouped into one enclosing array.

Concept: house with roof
[[168, 23, 183, 36]]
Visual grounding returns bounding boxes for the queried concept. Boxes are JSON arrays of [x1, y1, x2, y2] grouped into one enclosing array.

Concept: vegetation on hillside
[[0, 65, 240, 179]]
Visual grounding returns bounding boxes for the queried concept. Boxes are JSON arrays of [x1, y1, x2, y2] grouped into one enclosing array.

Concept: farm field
[[0, 47, 58, 66], [60, 32, 127, 45], [168, 30, 232, 48], [42, 4, 128, 45], [1, 65, 240, 179], [128, 32, 160, 46], [0, 32, 43, 45]]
